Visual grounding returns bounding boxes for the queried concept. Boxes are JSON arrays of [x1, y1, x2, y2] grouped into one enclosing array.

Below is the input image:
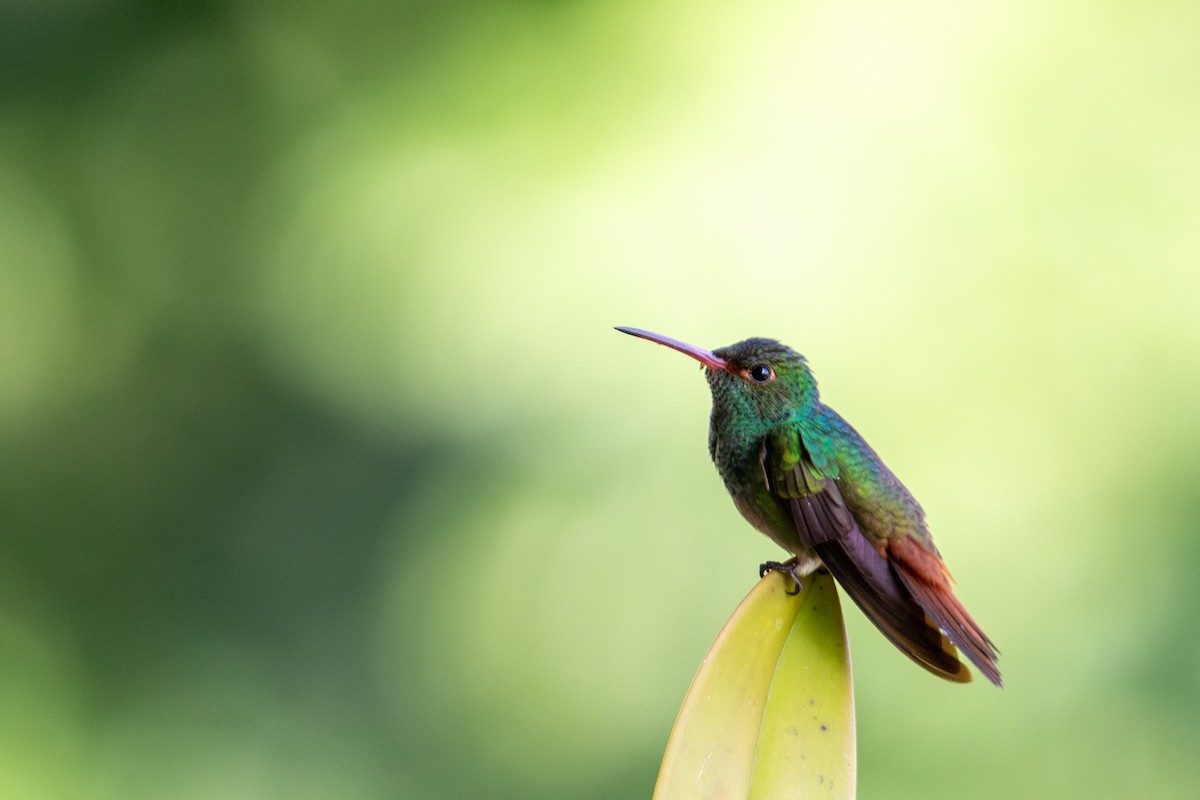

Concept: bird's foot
[[759, 560, 804, 595]]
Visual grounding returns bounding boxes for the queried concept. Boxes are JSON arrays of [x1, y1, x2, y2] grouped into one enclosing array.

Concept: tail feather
[[812, 537, 971, 683], [887, 538, 1002, 687], [791, 494, 972, 683]]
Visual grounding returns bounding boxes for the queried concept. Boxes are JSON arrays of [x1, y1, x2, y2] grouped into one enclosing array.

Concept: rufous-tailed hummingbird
[[616, 327, 1000, 686]]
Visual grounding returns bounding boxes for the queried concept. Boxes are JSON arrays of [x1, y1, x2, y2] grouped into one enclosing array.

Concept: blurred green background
[[3, 0, 1199, 797]]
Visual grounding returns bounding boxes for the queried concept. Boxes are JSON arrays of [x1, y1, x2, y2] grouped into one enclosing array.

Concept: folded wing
[[763, 430, 1000, 685]]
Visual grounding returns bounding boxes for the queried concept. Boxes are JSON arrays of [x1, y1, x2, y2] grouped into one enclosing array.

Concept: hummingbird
[[616, 327, 1000, 686]]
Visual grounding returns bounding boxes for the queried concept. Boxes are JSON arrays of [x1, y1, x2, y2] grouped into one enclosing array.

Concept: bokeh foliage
[[2, 0, 1199, 797]]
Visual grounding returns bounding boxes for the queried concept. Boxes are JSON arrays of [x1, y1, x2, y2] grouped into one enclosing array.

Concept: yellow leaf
[[654, 570, 855, 799]]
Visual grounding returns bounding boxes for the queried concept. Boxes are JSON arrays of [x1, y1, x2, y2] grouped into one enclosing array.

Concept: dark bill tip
[[614, 326, 729, 371]]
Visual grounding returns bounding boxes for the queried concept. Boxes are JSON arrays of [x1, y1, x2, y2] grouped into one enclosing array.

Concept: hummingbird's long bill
[[614, 327, 729, 372]]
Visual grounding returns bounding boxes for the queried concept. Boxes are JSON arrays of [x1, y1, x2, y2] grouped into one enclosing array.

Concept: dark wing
[[763, 431, 973, 683]]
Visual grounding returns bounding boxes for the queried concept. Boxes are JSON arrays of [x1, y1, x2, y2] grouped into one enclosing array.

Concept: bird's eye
[[748, 364, 774, 383]]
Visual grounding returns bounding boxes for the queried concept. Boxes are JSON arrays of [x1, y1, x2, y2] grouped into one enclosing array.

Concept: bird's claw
[[759, 560, 803, 595]]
